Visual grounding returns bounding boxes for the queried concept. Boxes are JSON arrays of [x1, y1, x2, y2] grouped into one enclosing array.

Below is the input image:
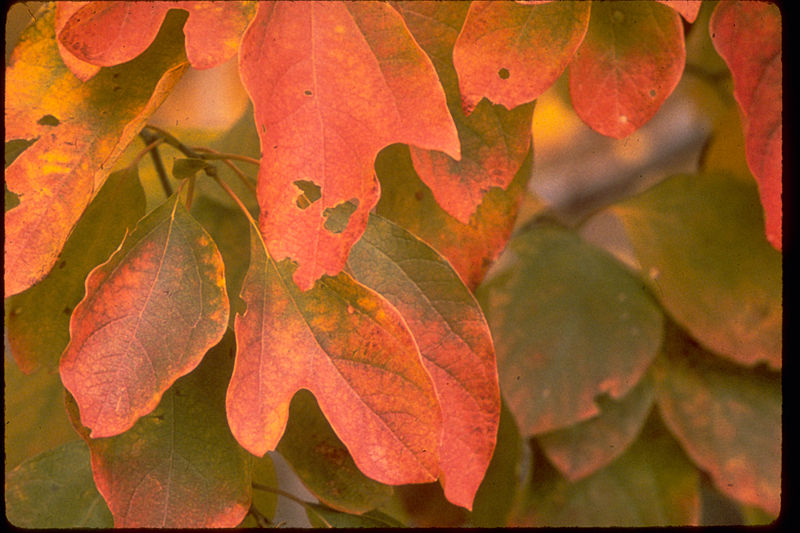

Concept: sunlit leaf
[[653, 324, 781, 517], [611, 172, 782, 368], [65, 331, 252, 528], [4, 5, 188, 296], [479, 221, 663, 435], [54, 2, 101, 81], [6, 166, 145, 373], [5, 440, 113, 528], [710, 1, 782, 249], [238, 1, 459, 290], [658, 1, 702, 23], [569, 1, 685, 138], [60, 193, 229, 438], [348, 213, 499, 509]]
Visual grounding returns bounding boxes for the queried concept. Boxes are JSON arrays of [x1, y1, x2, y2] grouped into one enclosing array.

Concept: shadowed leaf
[[306, 503, 405, 528], [238, 1, 459, 290], [60, 193, 229, 438]]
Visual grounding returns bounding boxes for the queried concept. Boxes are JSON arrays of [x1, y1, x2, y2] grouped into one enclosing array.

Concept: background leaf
[[305, 503, 405, 528]]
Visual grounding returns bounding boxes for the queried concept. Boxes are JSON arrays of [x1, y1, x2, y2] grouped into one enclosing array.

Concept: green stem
[[251, 483, 332, 528]]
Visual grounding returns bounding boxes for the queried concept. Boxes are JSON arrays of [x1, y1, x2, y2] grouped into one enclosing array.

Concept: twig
[[139, 130, 172, 197], [191, 146, 261, 166]]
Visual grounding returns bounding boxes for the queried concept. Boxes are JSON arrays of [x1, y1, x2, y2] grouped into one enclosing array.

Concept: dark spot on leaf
[[58, 260, 67, 269], [294, 180, 322, 209], [37, 114, 60, 126], [498, 68, 510, 80], [63, 306, 72, 315], [414, 190, 424, 201], [304, 90, 312, 96], [649, 89, 656, 97], [262, 124, 266, 133], [323, 199, 359, 234]]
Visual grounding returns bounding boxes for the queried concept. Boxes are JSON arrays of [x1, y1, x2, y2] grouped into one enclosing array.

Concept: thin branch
[[247, 504, 273, 528], [139, 130, 172, 197], [143, 124, 203, 159], [130, 137, 165, 168], [251, 483, 332, 528], [196, 149, 257, 196], [191, 146, 261, 166]]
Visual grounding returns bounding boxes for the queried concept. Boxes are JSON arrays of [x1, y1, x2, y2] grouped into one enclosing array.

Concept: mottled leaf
[[306, 503, 405, 528], [537, 372, 656, 481], [479, 221, 663, 435], [5, 440, 113, 528], [395, 1, 535, 223], [710, 1, 782, 249], [65, 331, 252, 528], [238, 1, 459, 290], [653, 324, 781, 516], [227, 224, 442, 485], [569, 1, 685, 138], [278, 389, 394, 514], [55, 2, 101, 81], [6, 166, 145, 373], [4, 5, 188, 296], [659, 1, 702, 23], [347, 213, 498, 509], [59, 1, 256, 70], [453, 0, 589, 113], [376, 143, 533, 291], [60, 193, 229, 438], [611, 172, 782, 368]]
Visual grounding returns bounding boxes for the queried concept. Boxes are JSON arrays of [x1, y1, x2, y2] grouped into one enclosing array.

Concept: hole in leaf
[[323, 199, 359, 234], [37, 114, 60, 126], [498, 68, 510, 80], [5, 138, 37, 168], [5, 182, 20, 211], [294, 180, 322, 209], [649, 89, 656, 97]]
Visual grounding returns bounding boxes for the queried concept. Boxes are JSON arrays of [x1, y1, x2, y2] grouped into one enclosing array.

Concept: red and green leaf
[[238, 1, 459, 290], [60, 193, 229, 438], [710, 1, 782, 250], [66, 331, 252, 528], [569, 1, 685, 138], [348, 213, 500, 509], [4, 5, 188, 296], [54, 2, 101, 82]]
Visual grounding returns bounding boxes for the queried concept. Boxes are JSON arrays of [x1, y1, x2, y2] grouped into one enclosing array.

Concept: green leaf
[[479, 221, 664, 435], [611, 172, 782, 368], [5, 166, 146, 373], [172, 157, 213, 179], [65, 330, 253, 528], [278, 389, 393, 514], [239, 455, 278, 527], [5, 440, 114, 528], [653, 324, 781, 517], [305, 503, 405, 528]]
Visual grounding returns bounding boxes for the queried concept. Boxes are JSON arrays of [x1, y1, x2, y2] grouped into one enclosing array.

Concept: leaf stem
[[193, 147, 258, 196], [130, 137, 165, 168], [143, 124, 203, 159], [211, 173, 260, 231], [251, 483, 333, 528], [190, 146, 261, 166], [247, 504, 273, 528], [139, 130, 172, 197]]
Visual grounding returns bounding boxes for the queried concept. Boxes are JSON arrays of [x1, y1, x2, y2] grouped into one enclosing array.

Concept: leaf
[[710, 1, 782, 250], [537, 372, 656, 482], [238, 1, 459, 290], [395, 1, 535, 224], [569, 1, 685, 138], [347, 213, 499, 509], [306, 503, 405, 528], [376, 143, 533, 291], [478, 221, 663, 435], [54, 2, 101, 81], [4, 5, 188, 296], [58, 1, 256, 70], [653, 324, 781, 517], [5, 166, 146, 373], [658, 1, 702, 23], [59, 193, 229, 438], [65, 331, 253, 528], [277, 389, 394, 514], [172, 157, 213, 179], [5, 441, 114, 528], [610, 172, 782, 368], [227, 224, 442, 485], [452, 0, 590, 113]]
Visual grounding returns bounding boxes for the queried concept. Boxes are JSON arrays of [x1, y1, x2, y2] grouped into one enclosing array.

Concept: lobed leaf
[[453, 0, 590, 113], [238, 1, 459, 290], [710, 1, 782, 249], [348, 214, 500, 509], [611, 172, 782, 368], [653, 324, 781, 517], [58, 1, 256, 71], [227, 224, 442, 486], [60, 194, 229, 438], [569, 1, 685, 138], [54, 2, 101, 81], [479, 221, 663, 436], [6, 166, 145, 373], [65, 331, 252, 528], [4, 5, 188, 296]]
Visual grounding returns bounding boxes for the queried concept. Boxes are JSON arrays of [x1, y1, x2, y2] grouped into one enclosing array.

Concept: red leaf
[[59, 1, 255, 70], [710, 1, 782, 250], [396, 1, 534, 224], [453, 0, 590, 113], [569, 1, 685, 138], [238, 1, 459, 290], [227, 225, 442, 485], [658, 1, 702, 23], [60, 194, 229, 438], [55, 2, 101, 81]]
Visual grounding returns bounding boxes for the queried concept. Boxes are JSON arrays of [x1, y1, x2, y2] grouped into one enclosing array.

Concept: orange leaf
[[710, 1, 782, 250], [4, 6, 188, 296], [569, 1, 685, 138], [238, 1, 459, 290], [58, 1, 255, 70], [227, 225, 442, 485], [658, 1, 702, 23], [452, 0, 590, 113], [60, 194, 229, 438]]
